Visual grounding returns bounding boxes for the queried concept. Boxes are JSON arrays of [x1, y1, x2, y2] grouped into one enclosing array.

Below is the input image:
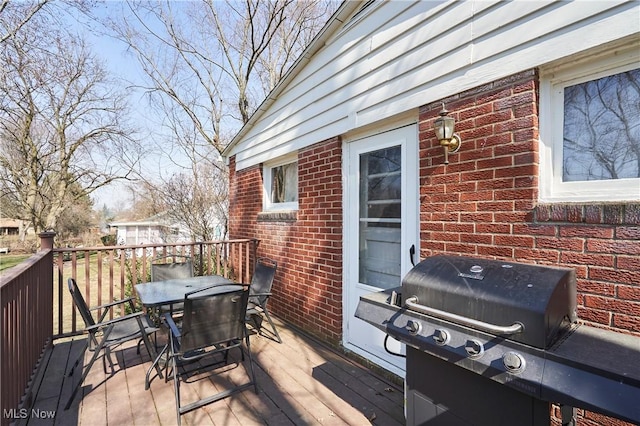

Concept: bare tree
[[157, 163, 228, 241], [104, 0, 338, 154], [207, 0, 291, 124], [0, 14, 140, 237], [55, 184, 95, 244], [255, 0, 339, 93], [97, 0, 336, 240], [0, 0, 49, 44], [107, 1, 226, 156], [124, 161, 228, 242]]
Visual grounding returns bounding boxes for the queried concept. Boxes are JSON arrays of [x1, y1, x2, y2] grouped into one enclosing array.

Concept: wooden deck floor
[[27, 318, 405, 426]]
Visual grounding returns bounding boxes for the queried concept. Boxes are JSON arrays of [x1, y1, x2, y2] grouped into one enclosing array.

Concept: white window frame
[[539, 41, 640, 203], [263, 153, 299, 211]]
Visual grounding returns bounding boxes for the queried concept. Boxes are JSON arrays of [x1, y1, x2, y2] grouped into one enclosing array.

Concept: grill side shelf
[[542, 325, 640, 424], [354, 287, 403, 333]]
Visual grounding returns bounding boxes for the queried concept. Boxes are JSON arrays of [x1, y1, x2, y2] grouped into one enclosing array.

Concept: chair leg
[[262, 309, 282, 343], [146, 344, 168, 390], [103, 346, 116, 375], [137, 329, 157, 354], [170, 340, 182, 426], [174, 361, 181, 426], [135, 316, 163, 381], [245, 333, 258, 394]]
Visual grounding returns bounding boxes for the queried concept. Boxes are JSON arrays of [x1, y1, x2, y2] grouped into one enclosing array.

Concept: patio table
[[135, 275, 241, 308]]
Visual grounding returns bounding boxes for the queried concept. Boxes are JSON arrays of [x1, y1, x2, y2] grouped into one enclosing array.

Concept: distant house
[[0, 219, 22, 236], [223, 0, 639, 388], [109, 214, 191, 246], [0, 219, 34, 237]]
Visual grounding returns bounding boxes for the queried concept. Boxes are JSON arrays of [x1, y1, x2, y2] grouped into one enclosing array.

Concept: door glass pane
[[359, 146, 401, 288]]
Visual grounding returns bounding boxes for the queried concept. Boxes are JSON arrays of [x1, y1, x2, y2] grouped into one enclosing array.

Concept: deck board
[[26, 318, 404, 425]]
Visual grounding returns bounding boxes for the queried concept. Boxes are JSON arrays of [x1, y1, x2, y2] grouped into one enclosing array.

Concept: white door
[[344, 124, 418, 376]]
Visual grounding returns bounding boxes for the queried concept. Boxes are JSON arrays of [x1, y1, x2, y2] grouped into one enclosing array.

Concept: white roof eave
[[222, 1, 361, 160]]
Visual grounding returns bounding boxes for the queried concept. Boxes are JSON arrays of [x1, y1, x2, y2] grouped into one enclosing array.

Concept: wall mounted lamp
[[434, 104, 462, 164]]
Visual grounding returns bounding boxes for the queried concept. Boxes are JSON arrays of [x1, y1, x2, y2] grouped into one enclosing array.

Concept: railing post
[[252, 239, 259, 264], [38, 231, 56, 250], [199, 242, 204, 276]]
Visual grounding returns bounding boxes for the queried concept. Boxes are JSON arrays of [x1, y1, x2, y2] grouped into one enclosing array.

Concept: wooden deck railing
[[53, 239, 258, 337], [1, 237, 257, 424], [1, 233, 55, 426]]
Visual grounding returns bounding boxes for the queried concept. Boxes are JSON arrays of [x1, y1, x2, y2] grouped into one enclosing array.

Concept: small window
[[540, 43, 640, 202], [563, 69, 639, 182], [264, 154, 298, 211]]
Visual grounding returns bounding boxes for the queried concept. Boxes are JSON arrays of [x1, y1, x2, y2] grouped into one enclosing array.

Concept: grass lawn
[[0, 254, 31, 272], [54, 252, 131, 336]]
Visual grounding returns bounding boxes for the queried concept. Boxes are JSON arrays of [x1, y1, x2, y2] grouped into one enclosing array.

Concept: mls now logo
[[3, 408, 56, 420]]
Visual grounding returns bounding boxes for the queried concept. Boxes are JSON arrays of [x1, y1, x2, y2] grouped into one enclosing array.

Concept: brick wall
[[229, 69, 638, 426], [230, 70, 639, 341], [229, 138, 343, 344], [418, 70, 639, 426], [417, 69, 640, 337]]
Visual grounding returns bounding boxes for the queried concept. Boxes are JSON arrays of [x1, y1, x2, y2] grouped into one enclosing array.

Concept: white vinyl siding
[[227, 1, 639, 171]]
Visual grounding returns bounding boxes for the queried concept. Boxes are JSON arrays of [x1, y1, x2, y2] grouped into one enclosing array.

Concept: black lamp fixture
[[433, 103, 462, 164]]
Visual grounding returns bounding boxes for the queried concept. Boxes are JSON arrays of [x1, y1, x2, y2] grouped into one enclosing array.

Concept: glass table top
[[135, 275, 241, 307]]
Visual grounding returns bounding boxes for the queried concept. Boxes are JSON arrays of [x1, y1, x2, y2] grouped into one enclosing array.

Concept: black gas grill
[[355, 255, 640, 426]]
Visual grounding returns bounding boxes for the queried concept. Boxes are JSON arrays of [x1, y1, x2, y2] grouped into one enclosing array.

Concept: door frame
[[342, 122, 419, 377]]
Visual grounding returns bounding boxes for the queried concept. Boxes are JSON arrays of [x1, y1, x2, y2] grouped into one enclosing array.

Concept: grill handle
[[404, 296, 525, 335]]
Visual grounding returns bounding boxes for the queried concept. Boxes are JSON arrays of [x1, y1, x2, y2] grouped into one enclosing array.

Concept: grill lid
[[402, 255, 577, 349]]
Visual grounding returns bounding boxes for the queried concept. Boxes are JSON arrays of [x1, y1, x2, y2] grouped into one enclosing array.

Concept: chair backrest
[[180, 288, 249, 353], [67, 278, 95, 328], [249, 258, 277, 305], [151, 255, 194, 281]]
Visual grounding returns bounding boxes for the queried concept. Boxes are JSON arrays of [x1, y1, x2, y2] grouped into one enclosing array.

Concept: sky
[[75, 4, 185, 211], [69, 1, 339, 213]]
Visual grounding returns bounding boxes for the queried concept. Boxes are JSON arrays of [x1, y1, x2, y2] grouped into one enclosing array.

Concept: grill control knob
[[465, 339, 484, 358], [503, 351, 526, 374], [433, 329, 450, 346], [406, 320, 421, 335]]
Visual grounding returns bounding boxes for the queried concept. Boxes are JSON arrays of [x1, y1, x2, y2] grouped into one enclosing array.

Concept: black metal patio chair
[[65, 278, 160, 410], [246, 257, 282, 343], [151, 255, 194, 317], [158, 285, 257, 425]]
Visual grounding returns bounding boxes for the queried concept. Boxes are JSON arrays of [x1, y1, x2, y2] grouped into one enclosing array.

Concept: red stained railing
[[53, 239, 257, 337], [1, 233, 54, 426]]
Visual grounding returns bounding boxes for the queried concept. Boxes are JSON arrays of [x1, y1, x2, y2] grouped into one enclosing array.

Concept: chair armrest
[[85, 311, 148, 332], [163, 313, 181, 339], [91, 297, 137, 322], [90, 297, 135, 311]]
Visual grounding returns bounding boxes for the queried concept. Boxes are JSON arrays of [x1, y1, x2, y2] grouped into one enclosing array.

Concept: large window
[[540, 43, 640, 202], [263, 154, 298, 211]]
